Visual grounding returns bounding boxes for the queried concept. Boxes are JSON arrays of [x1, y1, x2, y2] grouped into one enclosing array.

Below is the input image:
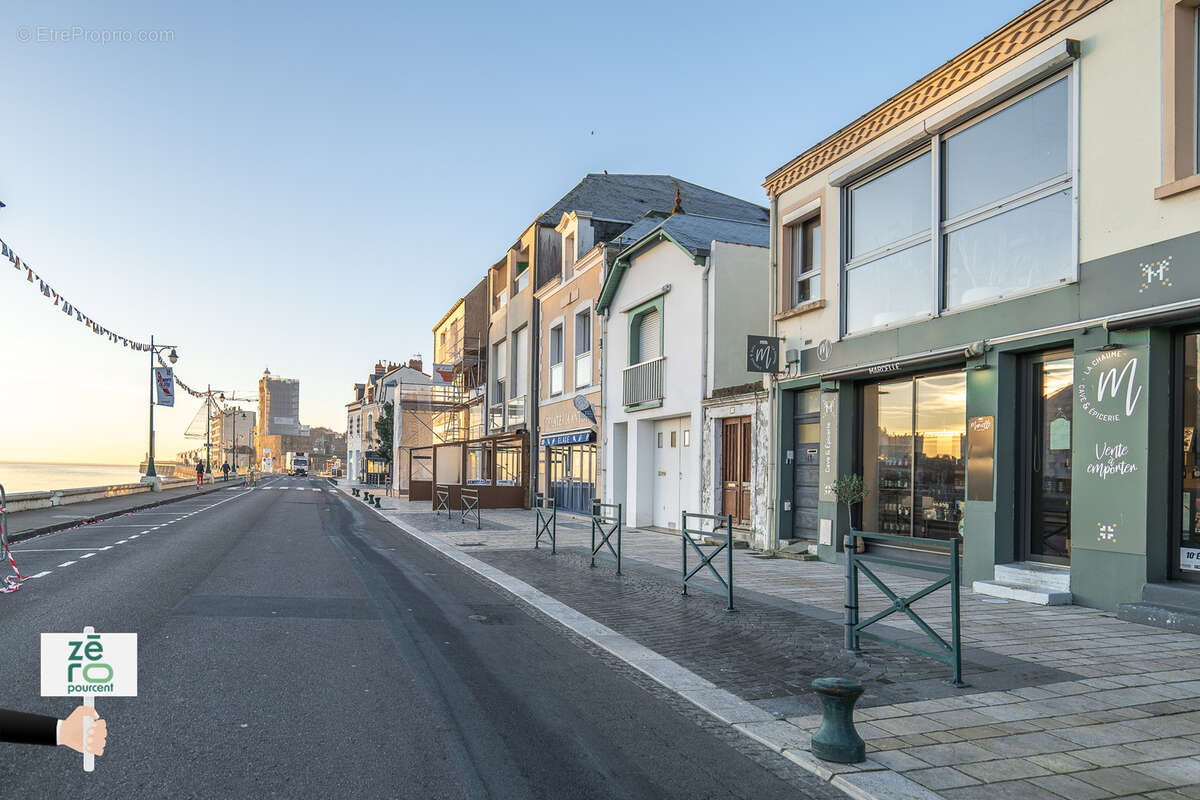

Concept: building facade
[[598, 211, 770, 537], [763, 0, 1200, 614]]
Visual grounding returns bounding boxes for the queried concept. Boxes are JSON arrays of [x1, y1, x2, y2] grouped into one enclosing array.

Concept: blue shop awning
[[541, 429, 596, 447]]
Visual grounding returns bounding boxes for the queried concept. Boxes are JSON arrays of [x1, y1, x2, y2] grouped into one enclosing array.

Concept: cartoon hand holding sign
[[40, 626, 136, 771]]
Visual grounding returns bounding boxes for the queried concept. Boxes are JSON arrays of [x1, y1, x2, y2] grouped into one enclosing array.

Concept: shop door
[[792, 389, 820, 540], [1018, 351, 1074, 564], [653, 418, 684, 528], [721, 417, 751, 525]]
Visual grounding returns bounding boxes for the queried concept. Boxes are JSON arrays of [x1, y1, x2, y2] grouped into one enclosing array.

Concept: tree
[[374, 401, 394, 463]]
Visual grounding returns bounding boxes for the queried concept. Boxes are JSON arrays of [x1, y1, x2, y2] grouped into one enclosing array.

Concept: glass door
[[1174, 333, 1200, 582], [1019, 351, 1074, 564]]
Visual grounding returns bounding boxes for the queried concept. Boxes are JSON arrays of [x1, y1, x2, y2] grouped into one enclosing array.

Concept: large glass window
[[942, 77, 1072, 308], [861, 371, 966, 540], [843, 75, 1073, 334]]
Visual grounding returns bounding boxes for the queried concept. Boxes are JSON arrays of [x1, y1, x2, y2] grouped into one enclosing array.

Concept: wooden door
[[721, 416, 752, 525]]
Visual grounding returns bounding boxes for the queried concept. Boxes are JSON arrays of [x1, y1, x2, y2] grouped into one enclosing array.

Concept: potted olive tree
[[832, 474, 868, 553]]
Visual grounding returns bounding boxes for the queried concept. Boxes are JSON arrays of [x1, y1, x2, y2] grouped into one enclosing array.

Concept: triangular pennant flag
[[25, 267, 33, 282]]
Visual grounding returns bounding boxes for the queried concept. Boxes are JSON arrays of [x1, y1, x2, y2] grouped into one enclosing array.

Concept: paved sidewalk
[[358, 493, 1200, 800], [3, 478, 244, 542]]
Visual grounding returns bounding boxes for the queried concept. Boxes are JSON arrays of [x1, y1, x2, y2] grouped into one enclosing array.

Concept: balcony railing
[[623, 357, 665, 407]]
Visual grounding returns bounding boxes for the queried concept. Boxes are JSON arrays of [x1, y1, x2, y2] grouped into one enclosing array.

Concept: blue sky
[[0, 0, 1034, 464]]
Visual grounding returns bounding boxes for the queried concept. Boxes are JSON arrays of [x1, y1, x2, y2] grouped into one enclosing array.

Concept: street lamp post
[[143, 335, 179, 480]]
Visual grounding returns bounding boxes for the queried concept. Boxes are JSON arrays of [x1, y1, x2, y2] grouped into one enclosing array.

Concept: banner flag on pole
[[154, 367, 175, 407]]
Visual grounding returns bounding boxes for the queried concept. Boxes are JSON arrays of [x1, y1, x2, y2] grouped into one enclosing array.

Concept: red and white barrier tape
[[0, 509, 25, 593]]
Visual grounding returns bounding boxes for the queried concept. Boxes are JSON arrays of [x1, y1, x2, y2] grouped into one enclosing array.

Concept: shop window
[[843, 74, 1073, 334], [861, 371, 966, 540], [549, 324, 564, 396]]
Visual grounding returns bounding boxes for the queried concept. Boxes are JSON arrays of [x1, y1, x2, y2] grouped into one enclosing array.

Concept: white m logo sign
[[1096, 357, 1143, 417]]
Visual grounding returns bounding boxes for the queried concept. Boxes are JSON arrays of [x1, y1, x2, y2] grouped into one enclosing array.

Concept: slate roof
[[611, 212, 769, 255], [535, 174, 768, 227]]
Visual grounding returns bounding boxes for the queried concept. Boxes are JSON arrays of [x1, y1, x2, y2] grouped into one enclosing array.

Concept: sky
[[0, 0, 1035, 466]]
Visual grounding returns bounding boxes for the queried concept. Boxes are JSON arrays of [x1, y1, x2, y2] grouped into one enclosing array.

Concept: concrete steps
[[1118, 582, 1200, 633], [972, 562, 1072, 606]]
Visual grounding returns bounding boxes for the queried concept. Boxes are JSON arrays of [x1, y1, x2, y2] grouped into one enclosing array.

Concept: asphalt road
[[0, 476, 842, 799]]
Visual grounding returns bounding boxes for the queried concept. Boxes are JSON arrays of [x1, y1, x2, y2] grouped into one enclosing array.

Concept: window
[[513, 326, 528, 399], [788, 216, 821, 306], [845, 151, 933, 332], [549, 323, 564, 396], [493, 339, 506, 404], [942, 77, 1071, 309], [630, 307, 661, 365], [514, 261, 530, 294], [1162, 1, 1200, 191], [860, 371, 966, 540], [563, 233, 576, 279], [574, 309, 592, 388], [843, 75, 1073, 334]]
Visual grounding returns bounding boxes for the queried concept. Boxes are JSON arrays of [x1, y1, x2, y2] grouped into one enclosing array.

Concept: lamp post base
[[140, 475, 163, 492]]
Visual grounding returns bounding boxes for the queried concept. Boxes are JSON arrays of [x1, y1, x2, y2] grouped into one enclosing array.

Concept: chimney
[[374, 362, 385, 376], [671, 187, 684, 215], [408, 357, 423, 373]]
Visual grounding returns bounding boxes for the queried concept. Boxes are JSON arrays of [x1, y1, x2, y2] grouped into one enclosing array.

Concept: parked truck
[[285, 451, 309, 477]]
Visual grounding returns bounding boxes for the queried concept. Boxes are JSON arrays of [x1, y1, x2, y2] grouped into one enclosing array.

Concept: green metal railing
[[434, 485, 450, 517], [534, 494, 556, 553], [590, 501, 622, 574], [460, 486, 481, 529], [844, 531, 965, 687], [681, 511, 734, 612]]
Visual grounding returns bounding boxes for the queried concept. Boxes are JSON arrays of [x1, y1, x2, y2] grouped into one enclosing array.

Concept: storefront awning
[[540, 429, 596, 447], [821, 345, 972, 381]]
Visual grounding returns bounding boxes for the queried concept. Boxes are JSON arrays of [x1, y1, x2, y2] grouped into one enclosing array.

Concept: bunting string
[[2, 234, 152, 351], [154, 350, 209, 399]]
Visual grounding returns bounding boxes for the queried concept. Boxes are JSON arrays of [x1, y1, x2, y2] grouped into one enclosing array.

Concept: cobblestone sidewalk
[[363, 493, 1200, 800]]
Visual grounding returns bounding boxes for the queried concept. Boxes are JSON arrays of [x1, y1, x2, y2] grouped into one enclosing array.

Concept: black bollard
[[373, 496, 381, 508], [810, 678, 866, 763]]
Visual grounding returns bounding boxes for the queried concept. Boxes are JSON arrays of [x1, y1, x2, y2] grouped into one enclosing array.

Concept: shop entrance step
[[1117, 582, 1200, 633], [972, 562, 1072, 605]]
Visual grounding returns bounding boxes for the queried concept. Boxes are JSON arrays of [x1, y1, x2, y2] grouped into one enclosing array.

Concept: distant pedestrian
[[196, 461, 204, 489], [222, 462, 230, 481]]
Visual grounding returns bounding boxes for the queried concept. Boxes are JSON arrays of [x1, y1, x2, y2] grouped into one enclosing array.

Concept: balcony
[[623, 357, 665, 408]]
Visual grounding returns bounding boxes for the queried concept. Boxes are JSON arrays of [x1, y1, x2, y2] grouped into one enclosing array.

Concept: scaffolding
[[388, 331, 485, 493]]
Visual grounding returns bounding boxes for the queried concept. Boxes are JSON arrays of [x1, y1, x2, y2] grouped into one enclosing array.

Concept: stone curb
[[344, 489, 946, 800], [7, 482, 235, 543]]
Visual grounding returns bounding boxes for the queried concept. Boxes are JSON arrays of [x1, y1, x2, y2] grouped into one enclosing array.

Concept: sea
[[0, 462, 142, 494]]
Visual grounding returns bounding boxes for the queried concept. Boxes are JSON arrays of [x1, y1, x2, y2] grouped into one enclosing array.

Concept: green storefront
[[774, 228, 1200, 616]]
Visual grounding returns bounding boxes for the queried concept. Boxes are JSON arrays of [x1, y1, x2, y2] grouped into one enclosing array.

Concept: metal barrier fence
[[460, 487, 480, 529], [534, 494, 556, 553], [434, 485, 450, 517], [590, 501, 622, 574], [844, 531, 965, 687], [680, 511, 734, 612]]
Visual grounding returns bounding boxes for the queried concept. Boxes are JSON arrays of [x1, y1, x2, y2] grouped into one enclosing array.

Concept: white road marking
[[80, 553, 96, 559], [58, 561, 76, 567], [29, 571, 51, 579], [115, 540, 128, 544], [98, 546, 113, 551], [11, 548, 102, 553], [128, 535, 139, 539]]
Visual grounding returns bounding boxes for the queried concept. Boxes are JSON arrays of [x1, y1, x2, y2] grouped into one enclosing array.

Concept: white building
[[597, 210, 769, 541]]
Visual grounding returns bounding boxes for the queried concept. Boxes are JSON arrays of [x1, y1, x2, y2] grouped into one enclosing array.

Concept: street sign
[[41, 627, 137, 772], [746, 335, 781, 373]]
